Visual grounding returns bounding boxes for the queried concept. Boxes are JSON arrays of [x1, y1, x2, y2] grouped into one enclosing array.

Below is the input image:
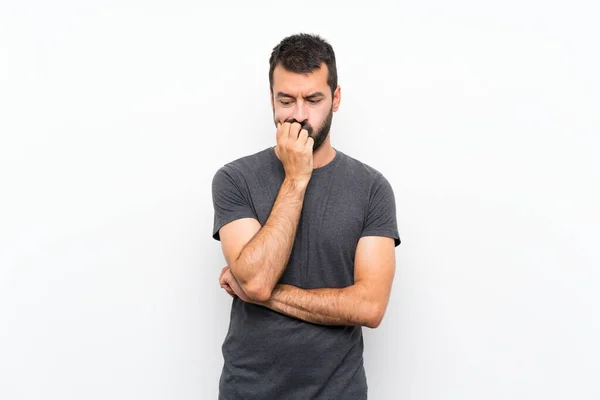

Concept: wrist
[[261, 284, 285, 306], [283, 176, 310, 191]]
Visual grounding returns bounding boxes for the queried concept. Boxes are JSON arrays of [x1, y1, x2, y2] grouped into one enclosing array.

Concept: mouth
[[301, 124, 312, 135]]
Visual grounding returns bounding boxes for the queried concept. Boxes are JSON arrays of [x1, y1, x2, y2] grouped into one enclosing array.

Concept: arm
[[259, 236, 396, 328], [219, 177, 308, 302], [216, 121, 314, 302]]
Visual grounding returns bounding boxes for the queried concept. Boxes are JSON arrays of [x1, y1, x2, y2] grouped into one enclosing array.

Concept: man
[[211, 33, 401, 400]]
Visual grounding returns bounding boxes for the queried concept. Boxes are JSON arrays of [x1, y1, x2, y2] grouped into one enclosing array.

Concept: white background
[[1, 1, 599, 399]]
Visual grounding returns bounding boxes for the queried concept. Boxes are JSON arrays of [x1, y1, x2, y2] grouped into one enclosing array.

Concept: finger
[[223, 285, 236, 297], [220, 265, 230, 280], [289, 122, 302, 139], [219, 271, 229, 286], [221, 282, 233, 291], [222, 284, 235, 298], [222, 284, 233, 293], [220, 272, 230, 286], [298, 129, 309, 144], [222, 272, 238, 291], [305, 136, 315, 151], [219, 266, 228, 280], [276, 122, 283, 140], [277, 122, 290, 147], [281, 122, 291, 140]]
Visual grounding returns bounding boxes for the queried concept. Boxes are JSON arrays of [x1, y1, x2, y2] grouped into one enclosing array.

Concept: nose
[[291, 101, 309, 125]]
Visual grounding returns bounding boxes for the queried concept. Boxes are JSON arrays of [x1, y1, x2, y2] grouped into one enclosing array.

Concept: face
[[270, 63, 341, 151]]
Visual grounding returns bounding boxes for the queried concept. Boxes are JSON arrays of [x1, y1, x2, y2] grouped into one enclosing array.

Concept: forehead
[[272, 63, 329, 94]]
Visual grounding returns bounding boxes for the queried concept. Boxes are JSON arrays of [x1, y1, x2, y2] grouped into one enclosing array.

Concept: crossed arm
[[258, 235, 396, 328], [219, 177, 308, 302], [219, 216, 396, 329], [217, 165, 396, 328]]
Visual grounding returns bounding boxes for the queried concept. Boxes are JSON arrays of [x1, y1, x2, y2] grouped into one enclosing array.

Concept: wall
[[1, 1, 598, 399]]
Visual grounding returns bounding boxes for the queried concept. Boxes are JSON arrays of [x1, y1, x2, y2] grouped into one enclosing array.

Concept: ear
[[332, 85, 341, 112]]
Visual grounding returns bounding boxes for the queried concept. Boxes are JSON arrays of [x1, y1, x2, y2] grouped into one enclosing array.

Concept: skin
[[220, 121, 312, 302], [217, 62, 396, 328], [270, 63, 340, 168]]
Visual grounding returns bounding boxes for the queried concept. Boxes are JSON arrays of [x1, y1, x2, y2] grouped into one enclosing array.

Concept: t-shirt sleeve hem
[[213, 212, 259, 241], [360, 230, 401, 247]]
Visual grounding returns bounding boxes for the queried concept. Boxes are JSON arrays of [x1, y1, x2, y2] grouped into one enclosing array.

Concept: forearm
[[231, 178, 307, 301], [260, 283, 382, 328]]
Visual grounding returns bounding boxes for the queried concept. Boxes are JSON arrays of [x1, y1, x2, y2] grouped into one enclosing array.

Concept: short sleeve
[[211, 165, 258, 241], [361, 174, 401, 247]]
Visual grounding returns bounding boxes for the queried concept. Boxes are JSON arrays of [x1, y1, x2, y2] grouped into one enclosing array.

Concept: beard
[[273, 106, 333, 152]]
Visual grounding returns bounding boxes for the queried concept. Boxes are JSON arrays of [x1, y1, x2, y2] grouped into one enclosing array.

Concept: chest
[[251, 173, 368, 288]]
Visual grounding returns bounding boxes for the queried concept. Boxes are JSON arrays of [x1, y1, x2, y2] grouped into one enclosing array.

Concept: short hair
[[269, 33, 338, 96]]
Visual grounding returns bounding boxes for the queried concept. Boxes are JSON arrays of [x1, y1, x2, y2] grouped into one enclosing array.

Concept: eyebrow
[[276, 91, 326, 99]]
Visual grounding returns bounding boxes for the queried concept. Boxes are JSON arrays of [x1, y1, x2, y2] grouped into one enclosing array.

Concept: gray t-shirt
[[211, 146, 400, 400]]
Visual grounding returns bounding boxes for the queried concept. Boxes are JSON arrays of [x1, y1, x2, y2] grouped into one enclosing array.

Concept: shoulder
[[213, 146, 275, 184], [337, 149, 392, 192]]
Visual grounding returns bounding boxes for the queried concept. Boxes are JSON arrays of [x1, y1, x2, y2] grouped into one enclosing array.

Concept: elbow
[[229, 262, 272, 302], [241, 280, 273, 303], [364, 303, 385, 329]]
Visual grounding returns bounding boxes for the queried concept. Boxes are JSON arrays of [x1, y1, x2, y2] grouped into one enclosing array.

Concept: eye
[[308, 99, 322, 104], [279, 100, 292, 106]]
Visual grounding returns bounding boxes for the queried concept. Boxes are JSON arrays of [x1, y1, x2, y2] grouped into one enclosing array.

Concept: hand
[[219, 266, 237, 298], [274, 122, 314, 185], [219, 266, 256, 304]]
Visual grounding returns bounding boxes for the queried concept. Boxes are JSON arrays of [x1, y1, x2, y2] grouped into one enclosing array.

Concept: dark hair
[[269, 33, 338, 96]]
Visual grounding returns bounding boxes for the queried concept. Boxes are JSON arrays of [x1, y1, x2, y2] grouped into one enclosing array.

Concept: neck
[[312, 137, 336, 169]]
